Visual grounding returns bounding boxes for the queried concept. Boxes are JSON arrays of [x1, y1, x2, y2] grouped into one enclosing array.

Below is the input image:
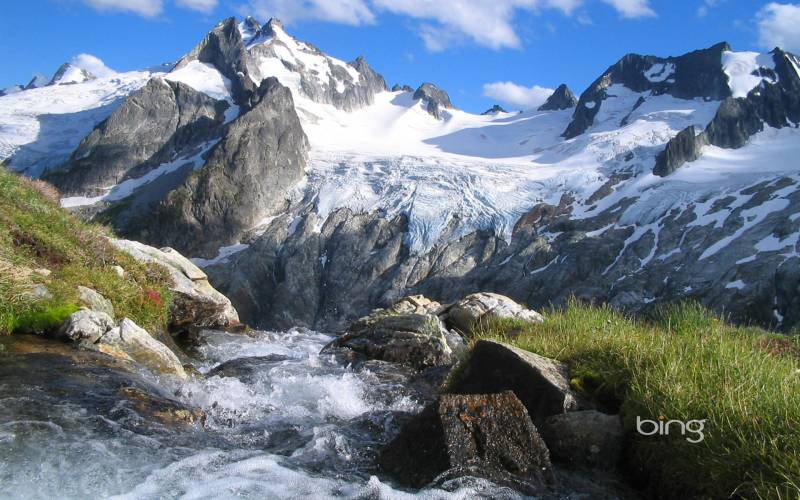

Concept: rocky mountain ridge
[[1, 17, 799, 332]]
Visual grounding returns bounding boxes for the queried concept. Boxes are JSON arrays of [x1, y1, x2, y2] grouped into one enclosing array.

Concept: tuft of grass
[[0, 168, 173, 335], [474, 298, 800, 499]]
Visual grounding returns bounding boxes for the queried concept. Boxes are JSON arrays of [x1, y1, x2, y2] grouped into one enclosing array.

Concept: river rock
[[540, 410, 624, 470], [94, 318, 187, 379], [59, 309, 115, 343], [111, 239, 240, 330], [448, 340, 581, 423], [77, 286, 115, 317], [443, 292, 543, 336], [379, 391, 553, 488], [207, 354, 293, 380], [331, 310, 453, 369]]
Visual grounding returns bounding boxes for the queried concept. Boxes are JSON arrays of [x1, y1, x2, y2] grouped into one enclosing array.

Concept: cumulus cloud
[[600, 0, 655, 18], [756, 3, 800, 52], [176, 0, 218, 13], [82, 0, 164, 17], [238, 0, 375, 25], [70, 54, 117, 77], [482, 81, 554, 109]]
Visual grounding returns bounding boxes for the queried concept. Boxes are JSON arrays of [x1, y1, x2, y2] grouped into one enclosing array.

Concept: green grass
[[0, 167, 173, 335], [473, 300, 800, 499]]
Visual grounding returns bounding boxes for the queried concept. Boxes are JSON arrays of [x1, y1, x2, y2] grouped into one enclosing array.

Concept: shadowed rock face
[[654, 48, 800, 176], [379, 391, 553, 489], [413, 83, 453, 119], [120, 78, 308, 257], [45, 79, 228, 195], [563, 42, 732, 138], [538, 84, 577, 111]]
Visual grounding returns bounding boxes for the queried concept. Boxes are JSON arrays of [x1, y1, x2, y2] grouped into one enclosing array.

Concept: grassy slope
[[0, 167, 172, 335], [472, 301, 800, 499]]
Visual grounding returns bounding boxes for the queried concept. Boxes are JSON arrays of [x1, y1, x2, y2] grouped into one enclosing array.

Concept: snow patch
[[164, 61, 232, 101], [722, 50, 776, 98], [644, 62, 675, 83], [192, 243, 250, 268]]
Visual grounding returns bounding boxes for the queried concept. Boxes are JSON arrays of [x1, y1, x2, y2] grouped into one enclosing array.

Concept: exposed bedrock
[[208, 176, 800, 333]]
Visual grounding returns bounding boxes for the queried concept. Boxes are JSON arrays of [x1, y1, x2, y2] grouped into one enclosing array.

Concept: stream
[[0, 329, 525, 499]]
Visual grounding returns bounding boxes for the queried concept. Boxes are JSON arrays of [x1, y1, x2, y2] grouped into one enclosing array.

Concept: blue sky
[[2, 1, 799, 112]]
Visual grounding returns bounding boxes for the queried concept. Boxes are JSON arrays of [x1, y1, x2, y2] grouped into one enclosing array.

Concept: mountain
[[1, 17, 799, 333]]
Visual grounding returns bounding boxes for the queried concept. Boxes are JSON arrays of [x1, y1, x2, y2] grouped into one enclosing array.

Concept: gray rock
[[59, 309, 116, 343], [449, 340, 581, 423], [45, 78, 226, 195], [540, 411, 624, 470], [331, 305, 453, 369], [538, 84, 577, 111], [111, 239, 240, 330], [125, 77, 308, 257], [94, 318, 187, 379], [563, 42, 732, 138], [379, 391, 554, 489], [413, 83, 453, 119], [77, 286, 115, 318], [481, 104, 508, 115], [652, 125, 705, 177], [443, 292, 544, 336]]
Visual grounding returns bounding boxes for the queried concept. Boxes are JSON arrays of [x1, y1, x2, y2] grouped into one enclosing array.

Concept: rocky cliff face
[[209, 168, 800, 333], [563, 42, 732, 138], [538, 84, 577, 111]]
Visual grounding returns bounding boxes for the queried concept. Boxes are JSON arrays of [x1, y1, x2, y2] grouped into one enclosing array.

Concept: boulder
[[207, 354, 293, 380], [59, 309, 115, 343], [111, 239, 239, 330], [77, 286, 115, 317], [448, 340, 581, 423], [443, 292, 543, 336], [94, 318, 187, 379], [331, 310, 453, 369], [540, 410, 624, 470], [386, 294, 442, 315], [60, 310, 186, 379], [379, 391, 553, 488]]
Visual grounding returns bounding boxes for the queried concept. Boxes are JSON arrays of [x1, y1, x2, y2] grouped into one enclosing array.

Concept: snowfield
[[0, 70, 157, 176]]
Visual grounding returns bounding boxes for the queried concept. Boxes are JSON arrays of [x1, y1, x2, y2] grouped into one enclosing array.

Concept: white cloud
[[70, 54, 117, 77], [482, 81, 554, 109], [756, 3, 800, 52], [176, 0, 218, 13], [238, 0, 375, 25], [696, 0, 722, 18], [372, 0, 581, 51], [600, 0, 655, 18], [82, 0, 164, 17]]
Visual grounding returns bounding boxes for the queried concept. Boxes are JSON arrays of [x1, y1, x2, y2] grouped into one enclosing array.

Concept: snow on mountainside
[[0, 70, 158, 176]]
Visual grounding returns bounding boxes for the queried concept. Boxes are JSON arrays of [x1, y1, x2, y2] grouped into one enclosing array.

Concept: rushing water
[[0, 329, 526, 499]]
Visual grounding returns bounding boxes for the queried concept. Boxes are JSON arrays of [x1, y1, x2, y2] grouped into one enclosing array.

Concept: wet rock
[[331, 310, 453, 369], [538, 84, 577, 111], [540, 410, 624, 470], [379, 391, 553, 488], [443, 292, 543, 336], [118, 387, 205, 428], [448, 340, 581, 423], [91, 318, 187, 379], [207, 354, 293, 379], [77, 286, 115, 317], [59, 309, 116, 343], [111, 239, 239, 330]]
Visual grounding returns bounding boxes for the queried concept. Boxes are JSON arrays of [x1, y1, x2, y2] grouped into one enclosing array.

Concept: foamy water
[[0, 329, 526, 499]]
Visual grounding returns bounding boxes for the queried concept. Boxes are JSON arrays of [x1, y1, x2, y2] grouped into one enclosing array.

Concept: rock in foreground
[[448, 339, 581, 423], [443, 292, 543, 336], [111, 239, 240, 330], [379, 391, 553, 488], [540, 410, 624, 470]]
